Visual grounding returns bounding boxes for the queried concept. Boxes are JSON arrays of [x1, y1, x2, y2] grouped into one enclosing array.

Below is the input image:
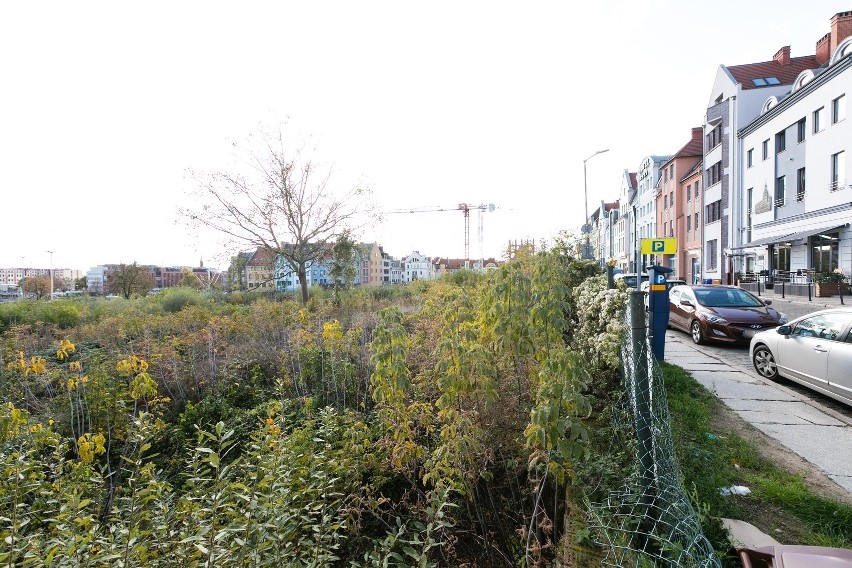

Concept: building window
[[747, 148, 753, 167], [832, 94, 846, 123], [762, 139, 769, 160], [775, 175, 786, 207], [664, 169, 668, 182], [686, 214, 691, 232], [694, 212, 698, 232], [705, 199, 722, 223], [664, 194, 668, 209], [669, 191, 673, 207], [707, 161, 722, 186], [812, 231, 840, 273], [669, 220, 673, 237], [797, 118, 806, 143], [831, 151, 845, 191], [775, 130, 786, 153], [687, 184, 691, 201], [669, 164, 673, 179], [796, 167, 806, 201], [707, 239, 718, 269], [707, 124, 722, 149], [814, 107, 825, 133]]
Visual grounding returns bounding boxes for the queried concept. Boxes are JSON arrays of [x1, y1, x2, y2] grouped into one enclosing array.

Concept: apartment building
[[699, 14, 852, 283], [737, 32, 852, 277], [614, 170, 638, 272], [655, 127, 703, 280]]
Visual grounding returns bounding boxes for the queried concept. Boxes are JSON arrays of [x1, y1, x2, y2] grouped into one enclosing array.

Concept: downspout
[[700, 119, 706, 285], [729, 94, 739, 284]]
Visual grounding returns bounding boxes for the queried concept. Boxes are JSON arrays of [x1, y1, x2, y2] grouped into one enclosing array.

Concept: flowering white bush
[[572, 275, 628, 371]]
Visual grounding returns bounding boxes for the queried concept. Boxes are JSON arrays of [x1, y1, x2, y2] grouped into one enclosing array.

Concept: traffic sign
[[641, 238, 678, 254]]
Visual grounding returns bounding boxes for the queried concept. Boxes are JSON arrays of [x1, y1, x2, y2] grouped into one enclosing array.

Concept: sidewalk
[[750, 287, 851, 308], [663, 332, 852, 494]]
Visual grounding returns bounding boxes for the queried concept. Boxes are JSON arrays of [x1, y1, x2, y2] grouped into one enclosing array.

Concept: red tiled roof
[[629, 172, 638, 189], [727, 55, 819, 89], [247, 247, 275, 266], [673, 136, 703, 159]]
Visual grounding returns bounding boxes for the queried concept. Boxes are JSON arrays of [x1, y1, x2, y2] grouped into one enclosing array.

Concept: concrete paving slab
[[754, 423, 852, 480], [829, 475, 852, 493], [689, 369, 761, 384], [671, 363, 731, 372], [725, 400, 847, 426], [696, 379, 800, 402], [721, 518, 782, 549]]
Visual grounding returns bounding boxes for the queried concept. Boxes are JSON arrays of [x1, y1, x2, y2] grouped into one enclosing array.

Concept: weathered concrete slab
[[695, 378, 800, 401], [721, 518, 782, 549], [754, 423, 852, 480], [829, 475, 852, 493], [725, 400, 847, 426]]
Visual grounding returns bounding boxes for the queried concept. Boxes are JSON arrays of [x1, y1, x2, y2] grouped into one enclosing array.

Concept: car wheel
[[690, 320, 704, 345], [752, 345, 779, 380]]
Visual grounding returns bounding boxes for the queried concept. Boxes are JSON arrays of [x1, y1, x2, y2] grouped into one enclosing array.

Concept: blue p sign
[[652, 240, 664, 252]]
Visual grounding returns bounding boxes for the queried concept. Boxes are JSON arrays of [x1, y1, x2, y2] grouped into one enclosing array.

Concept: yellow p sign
[[641, 238, 678, 254]]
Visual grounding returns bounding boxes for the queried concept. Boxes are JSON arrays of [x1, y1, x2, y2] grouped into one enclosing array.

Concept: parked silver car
[[750, 307, 852, 407]]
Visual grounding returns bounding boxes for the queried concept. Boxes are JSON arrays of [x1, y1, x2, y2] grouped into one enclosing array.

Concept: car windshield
[[694, 288, 763, 308]]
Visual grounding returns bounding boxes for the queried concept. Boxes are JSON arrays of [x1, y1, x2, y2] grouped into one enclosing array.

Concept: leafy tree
[[20, 275, 51, 299], [107, 262, 153, 299], [328, 231, 365, 300], [179, 269, 205, 290], [185, 126, 371, 304], [226, 254, 248, 292], [75, 275, 87, 290]]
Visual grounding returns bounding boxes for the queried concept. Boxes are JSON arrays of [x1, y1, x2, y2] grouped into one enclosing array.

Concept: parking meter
[[647, 265, 673, 361]]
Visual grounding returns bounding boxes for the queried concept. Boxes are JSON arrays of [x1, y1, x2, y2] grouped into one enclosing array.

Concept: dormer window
[[752, 77, 781, 87]]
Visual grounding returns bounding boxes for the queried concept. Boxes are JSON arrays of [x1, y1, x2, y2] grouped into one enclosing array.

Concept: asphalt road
[[664, 295, 852, 422]]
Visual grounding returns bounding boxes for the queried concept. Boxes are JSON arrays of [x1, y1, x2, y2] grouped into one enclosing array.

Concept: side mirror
[[680, 299, 693, 307], [763, 299, 773, 305], [776, 325, 791, 335]]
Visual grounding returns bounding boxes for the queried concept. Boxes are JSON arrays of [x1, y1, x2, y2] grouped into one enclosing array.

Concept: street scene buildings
[[592, 11, 852, 287]]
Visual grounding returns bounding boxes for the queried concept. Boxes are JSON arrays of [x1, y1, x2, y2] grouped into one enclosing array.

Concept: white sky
[[2, 1, 850, 271]]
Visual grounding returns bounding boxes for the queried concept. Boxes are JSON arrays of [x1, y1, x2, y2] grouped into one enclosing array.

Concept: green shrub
[[159, 287, 203, 313]]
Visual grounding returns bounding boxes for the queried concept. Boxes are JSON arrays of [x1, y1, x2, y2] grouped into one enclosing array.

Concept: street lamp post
[[582, 149, 610, 259], [47, 250, 54, 301]]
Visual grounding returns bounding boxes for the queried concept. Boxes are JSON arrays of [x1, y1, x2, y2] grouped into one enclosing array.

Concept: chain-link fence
[[587, 295, 722, 567]]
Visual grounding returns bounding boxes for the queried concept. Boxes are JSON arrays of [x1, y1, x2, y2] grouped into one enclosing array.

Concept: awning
[[733, 223, 849, 249], [782, 223, 849, 243], [733, 233, 794, 249]]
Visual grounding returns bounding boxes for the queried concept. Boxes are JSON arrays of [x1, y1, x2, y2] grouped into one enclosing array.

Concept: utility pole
[[47, 250, 54, 301]]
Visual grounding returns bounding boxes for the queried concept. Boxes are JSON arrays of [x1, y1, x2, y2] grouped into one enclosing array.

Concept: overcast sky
[[2, 1, 850, 271]]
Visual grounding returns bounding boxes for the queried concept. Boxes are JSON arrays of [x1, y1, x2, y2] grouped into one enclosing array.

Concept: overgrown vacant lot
[[1, 251, 850, 567]]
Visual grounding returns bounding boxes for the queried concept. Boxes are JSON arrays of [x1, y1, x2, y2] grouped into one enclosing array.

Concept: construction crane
[[385, 203, 496, 261]]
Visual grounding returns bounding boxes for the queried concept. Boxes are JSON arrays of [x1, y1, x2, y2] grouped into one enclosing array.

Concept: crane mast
[[385, 202, 496, 262]]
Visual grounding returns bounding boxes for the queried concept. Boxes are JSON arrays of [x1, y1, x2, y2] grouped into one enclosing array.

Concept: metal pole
[[583, 159, 589, 257], [582, 149, 609, 260], [47, 250, 54, 301]]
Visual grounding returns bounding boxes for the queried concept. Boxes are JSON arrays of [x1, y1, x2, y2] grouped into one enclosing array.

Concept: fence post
[[781, 280, 785, 299], [808, 283, 812, 302], [630, 292, 653, 478]]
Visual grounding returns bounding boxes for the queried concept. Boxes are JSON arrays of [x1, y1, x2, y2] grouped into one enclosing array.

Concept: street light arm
[[581, 148, 610, 260], [583, 148, 610, 163]]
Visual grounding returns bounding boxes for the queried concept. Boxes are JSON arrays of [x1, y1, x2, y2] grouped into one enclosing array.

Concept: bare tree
[[185, 128, 370, 304]]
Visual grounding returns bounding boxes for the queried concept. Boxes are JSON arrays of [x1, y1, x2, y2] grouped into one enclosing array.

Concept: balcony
[[829, 180, 848, 192]]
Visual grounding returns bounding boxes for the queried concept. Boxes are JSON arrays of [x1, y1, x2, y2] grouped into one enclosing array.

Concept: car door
[[827, 317, 852, 403], [673, 287, 698, 332], [667, 287, 685, 331], [777, 313, 849, 390]]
